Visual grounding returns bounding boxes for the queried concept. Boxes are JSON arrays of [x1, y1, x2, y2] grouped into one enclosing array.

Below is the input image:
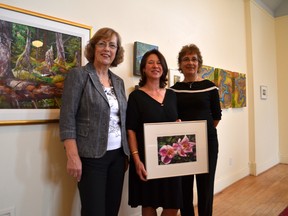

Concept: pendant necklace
[[186, 76, 199, 88], [189, 82, 193, 88]]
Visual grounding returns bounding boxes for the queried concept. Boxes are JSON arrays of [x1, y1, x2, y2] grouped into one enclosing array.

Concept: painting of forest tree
[[0, 19, 82, 109]]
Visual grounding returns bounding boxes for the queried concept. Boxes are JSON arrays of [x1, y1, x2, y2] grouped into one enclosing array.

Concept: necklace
[[189, 82, 194, 88], [98, 73, 112, 88], [184, 77, 200, 88], [186, 81, 197, 89]]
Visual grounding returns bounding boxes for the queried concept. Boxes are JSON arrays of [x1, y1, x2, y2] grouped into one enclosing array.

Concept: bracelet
[[131, 150, 139, 155]]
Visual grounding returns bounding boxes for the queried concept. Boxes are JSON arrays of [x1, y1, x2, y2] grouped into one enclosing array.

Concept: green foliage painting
[[0, 19, 82, 109]]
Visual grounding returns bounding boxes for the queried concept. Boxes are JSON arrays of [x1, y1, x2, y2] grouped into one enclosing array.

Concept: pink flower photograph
[[157, 134, 196, 165]]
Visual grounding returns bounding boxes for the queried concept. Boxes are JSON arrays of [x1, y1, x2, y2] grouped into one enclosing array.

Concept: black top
[[126, 88, 183, 208], [171, 80, 222, 137]]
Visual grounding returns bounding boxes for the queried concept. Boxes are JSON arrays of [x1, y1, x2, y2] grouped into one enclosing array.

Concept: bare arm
[[127, 129, 147, 181]]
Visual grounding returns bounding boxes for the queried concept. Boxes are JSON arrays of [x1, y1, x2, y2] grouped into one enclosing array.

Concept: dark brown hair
[[178, 44, 203, 73], [138, 49, 168, 88], [84, 27, 124, 67]]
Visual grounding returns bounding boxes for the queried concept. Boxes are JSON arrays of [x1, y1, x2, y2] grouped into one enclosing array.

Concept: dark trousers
[[78, 148, 126, 216], [180, 139, 218, 216]]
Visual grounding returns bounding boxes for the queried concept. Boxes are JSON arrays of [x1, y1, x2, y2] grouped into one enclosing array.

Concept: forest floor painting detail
[[0, 4, 91, 123], [0, 19, 82, 109]]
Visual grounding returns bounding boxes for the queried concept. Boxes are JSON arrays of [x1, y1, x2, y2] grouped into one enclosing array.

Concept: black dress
[[171, 80, 222, 216], [126, 89, 183, 209]]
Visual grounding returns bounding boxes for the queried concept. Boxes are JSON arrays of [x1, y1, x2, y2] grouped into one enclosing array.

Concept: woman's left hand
[[64, 139, 82, 182]]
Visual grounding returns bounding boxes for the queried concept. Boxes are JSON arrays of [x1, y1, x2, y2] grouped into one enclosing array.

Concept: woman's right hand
[[127, 130, 147, 181], [64, 139, 82, 182], [135, 160, 147, 181]]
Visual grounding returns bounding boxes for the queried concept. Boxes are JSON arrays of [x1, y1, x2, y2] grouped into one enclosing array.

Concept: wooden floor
[[210, 163, 288, 216]]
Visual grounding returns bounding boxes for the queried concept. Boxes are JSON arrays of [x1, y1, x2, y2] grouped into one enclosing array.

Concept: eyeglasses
[[96, 41, 118, 50], [181, 57, 198, 63]]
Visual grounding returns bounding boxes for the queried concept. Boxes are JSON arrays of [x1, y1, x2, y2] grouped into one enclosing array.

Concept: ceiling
[[255, 0, 288, 17]]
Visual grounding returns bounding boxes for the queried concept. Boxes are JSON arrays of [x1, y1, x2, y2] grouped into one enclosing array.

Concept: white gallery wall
[[275, 16, 288, 164], [0, 0, 285, 215], [247, 1, 280, 175]]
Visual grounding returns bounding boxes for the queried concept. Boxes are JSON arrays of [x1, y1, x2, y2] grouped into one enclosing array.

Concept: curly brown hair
[[177, 44, 203, 73], [138, 49, 168, 88], [84, 27, 124, 67]]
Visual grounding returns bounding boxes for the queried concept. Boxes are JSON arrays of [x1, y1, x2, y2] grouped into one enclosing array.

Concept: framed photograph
[[133, 41, 158, 76], [144, 120, 208, 180], [0, 4, 92, 125], [168, 69, 184, 87], [260, 85, 268, 100]]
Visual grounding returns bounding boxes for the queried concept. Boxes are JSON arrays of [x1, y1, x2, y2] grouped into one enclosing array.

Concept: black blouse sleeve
[[126, 91, 141, 131], [210, 87, 222, 120]]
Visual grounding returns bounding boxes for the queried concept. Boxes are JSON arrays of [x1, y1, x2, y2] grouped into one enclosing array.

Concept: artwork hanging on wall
[[232, 72, 246, 108], [202, 66, 246, 109], [0, 3, 91, 125], [133, 41, 158, 76], [260, 85, 268, 100], [214, 68, 233, 109], [168, 69, 184, 87], [199, 65, 215, 82]]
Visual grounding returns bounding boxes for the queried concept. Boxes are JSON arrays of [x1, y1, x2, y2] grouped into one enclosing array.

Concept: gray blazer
[[59, 63, 130, 158]]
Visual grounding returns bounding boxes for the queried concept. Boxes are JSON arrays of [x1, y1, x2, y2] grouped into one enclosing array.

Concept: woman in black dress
[[126, 49, 183, 216], [171, 44, 222, 216]]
